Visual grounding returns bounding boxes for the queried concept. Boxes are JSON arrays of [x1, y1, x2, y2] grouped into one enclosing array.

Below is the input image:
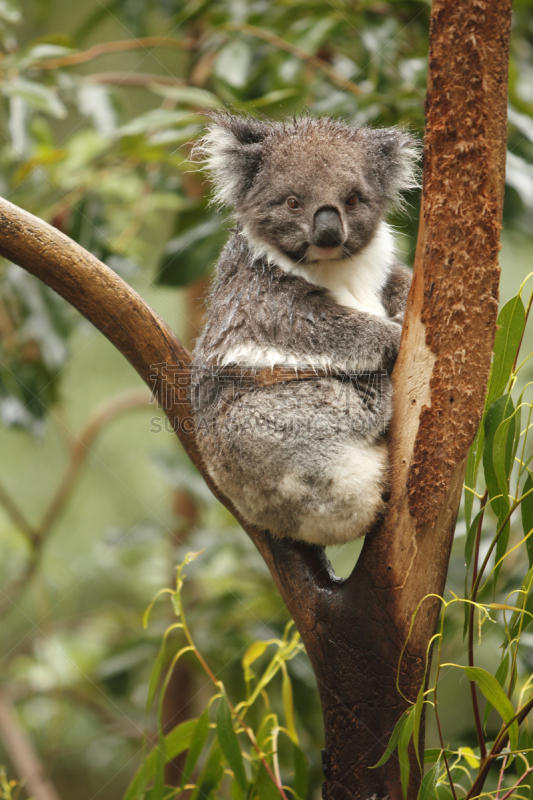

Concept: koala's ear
[[193, 113, 272, 208], [366, 127, 421, 206]]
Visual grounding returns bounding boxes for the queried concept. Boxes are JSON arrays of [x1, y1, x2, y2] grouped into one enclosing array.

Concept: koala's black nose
[[312, 208, 344, 248]]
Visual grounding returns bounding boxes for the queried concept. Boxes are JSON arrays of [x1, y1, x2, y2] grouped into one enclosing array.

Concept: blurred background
[[0, 0, 533, 797]]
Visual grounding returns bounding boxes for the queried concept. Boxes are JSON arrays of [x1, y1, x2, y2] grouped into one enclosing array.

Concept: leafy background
[[0, 0, 533, 798]]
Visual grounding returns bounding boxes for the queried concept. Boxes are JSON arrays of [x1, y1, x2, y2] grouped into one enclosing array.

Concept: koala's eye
[[346, 194, 359, 207], [286, 197, 300, 210]]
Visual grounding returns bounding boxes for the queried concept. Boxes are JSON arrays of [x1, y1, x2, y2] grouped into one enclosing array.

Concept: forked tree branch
[[0, 1, 512, 796]]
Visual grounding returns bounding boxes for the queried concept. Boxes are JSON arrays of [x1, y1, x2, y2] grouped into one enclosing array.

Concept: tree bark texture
[[0, 1, 511, 797]]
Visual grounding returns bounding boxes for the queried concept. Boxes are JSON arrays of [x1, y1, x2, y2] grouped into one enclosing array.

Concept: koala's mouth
[[307, 244, 345, 262], [281, 243, 349, 264]]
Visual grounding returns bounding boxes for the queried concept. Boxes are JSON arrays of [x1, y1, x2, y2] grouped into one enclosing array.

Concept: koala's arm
[[295, 289, 403, 372], [381, 262, 412, 321]]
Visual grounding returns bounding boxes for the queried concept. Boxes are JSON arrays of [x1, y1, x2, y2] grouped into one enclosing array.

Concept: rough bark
[[0, 0, 511, 796]]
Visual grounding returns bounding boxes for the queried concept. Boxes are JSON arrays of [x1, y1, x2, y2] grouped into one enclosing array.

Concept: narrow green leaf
[[148, 731, 165, 800], [254, 764, 280, 800], [465, 428, 484, 530], [399, 710, 415, 799], [282, 665, 298, 744], [371, 712, 409, 768], [522, 473, 533, 567], [230, 779, 245, 800], [464, 667, 519, 751], [156, 212, 226, 287], [486, 293, 526, 407], [181, 709, 210, 789], [492, 406, 517, 499], [146, 641, 167, 713], [149, 85, 224, 109], [2, 78, 67, 118], [484, 395, 514, 509], [412, 684, 424, 766], [484, 395, 515, 583], [124, 719, 196, 800], [436, 784, 455, 800], [466, 291, 526, 528], [418, 758, 440, 800], [215, 41, 252, 88], [191, 743, 224, 800], [424, 748, 452, 764], [483, 653, 509, 730], [216, 692, 247, 794], [242, 641, 268, 669], [293, 742, 308, 800], [509, 589, 533, 639]]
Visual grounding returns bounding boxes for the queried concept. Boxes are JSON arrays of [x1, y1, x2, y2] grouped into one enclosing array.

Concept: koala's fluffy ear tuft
[[366, 128, 421, 207], [193, 113, 272, 209]]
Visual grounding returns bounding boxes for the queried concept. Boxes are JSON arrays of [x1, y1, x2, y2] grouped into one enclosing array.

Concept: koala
[[191, 113, 418, 546]]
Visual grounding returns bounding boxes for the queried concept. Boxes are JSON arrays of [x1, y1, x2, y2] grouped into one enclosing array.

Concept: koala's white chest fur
[[245, 221, 394, 318]]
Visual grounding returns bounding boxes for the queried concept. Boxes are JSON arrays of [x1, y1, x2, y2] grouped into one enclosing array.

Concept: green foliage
[[126, 552, 307, 800], [376, 277, 533, 798]]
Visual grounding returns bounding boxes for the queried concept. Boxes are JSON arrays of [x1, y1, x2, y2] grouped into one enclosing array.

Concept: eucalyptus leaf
[[181, 709, 210, 789], [418, 758, 440, 800], [483, 653, 509, 730], [464, 667, 519, 751], [522, 472, 533, 567], [486, 294, 526, 407], [293, 742, 308, 800], [371, 711, 409, 769], [216, 692, 247, 793], [156, 213, 227, 287], [215, 41, 252, 88], [124, 719, 196, 800], [2, 79, 67, 118], [190, 743, 225, 800], [254, 764, 280, 800], [399, 709, 414, 799]]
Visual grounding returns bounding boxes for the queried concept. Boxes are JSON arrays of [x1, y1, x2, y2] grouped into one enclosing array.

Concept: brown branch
[[0, 196, 331, 612], [0, 480, 37, 541], [33, 36, 194, 70], [0, 689, 62, 800], [84, 72, 187, 88]]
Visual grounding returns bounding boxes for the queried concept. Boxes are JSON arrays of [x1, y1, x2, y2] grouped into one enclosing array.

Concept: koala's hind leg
[[195, 379, 391, 546]]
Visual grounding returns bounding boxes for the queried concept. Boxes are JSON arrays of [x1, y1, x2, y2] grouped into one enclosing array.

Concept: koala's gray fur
[[191, 114, 418, 546]]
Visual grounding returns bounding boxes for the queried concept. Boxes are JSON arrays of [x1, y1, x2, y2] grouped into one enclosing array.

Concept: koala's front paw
[[391, 311, 404, 326], [382, 322, 402, 370]]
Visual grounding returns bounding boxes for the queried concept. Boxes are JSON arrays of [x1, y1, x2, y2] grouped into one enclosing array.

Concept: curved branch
[[0, 198, 333, 616]]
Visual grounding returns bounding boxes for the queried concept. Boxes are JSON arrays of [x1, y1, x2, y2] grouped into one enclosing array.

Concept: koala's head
[[195, 113, 419, 264]]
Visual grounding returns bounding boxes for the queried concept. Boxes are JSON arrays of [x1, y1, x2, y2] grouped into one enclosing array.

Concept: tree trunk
[[0, 0, 511, 796]]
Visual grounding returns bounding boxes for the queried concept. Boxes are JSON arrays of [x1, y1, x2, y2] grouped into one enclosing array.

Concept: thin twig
[[85, 72, 187, 88], [39, 389, 150, 539], [0, 480, 37, 541], [498, 764, 533, 800], [0, 689, 61, 800], [0, 390, 151, 618], [466, 694, 533, 799], [34, 36, 194, 70], [222, 22, 365, 97], [495, 753, 508, 799]]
